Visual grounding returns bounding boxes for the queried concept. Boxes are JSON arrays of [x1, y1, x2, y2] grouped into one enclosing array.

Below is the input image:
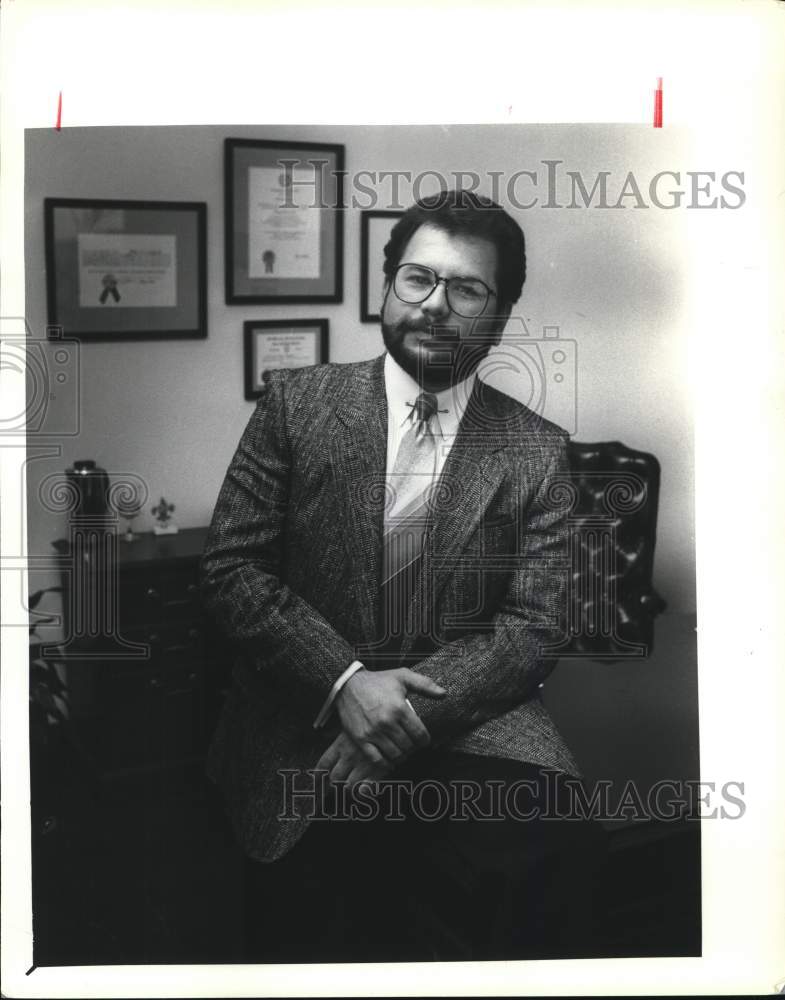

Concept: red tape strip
[[653, 77, 663, 128]]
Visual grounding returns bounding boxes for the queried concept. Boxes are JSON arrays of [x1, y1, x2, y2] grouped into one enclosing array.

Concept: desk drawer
[[83, 663, 206, 774], [89, 621, 207, 679], [118, 566, 201, 625]]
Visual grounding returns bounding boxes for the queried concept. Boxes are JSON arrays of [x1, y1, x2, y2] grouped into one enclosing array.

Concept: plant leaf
[[29, 590, 46, 609], [28, 587, 63, 609]]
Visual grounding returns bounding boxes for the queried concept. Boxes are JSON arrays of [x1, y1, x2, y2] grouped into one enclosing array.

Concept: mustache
[[401, 321, 460, 340]]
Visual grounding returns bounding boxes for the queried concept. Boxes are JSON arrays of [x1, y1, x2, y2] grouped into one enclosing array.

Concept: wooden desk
[[54, 526, 225, 781]]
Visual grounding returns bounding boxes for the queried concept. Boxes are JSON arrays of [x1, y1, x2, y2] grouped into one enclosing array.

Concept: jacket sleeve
[[199, 370, 358, 719], [405, 435, 571, 746]]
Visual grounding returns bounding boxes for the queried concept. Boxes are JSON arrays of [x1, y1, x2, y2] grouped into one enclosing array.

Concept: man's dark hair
[[382, 189, 526, 306]]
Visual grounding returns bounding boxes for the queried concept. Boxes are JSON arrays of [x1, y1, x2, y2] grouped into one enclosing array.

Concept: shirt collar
[[383, 351, 477, 440]]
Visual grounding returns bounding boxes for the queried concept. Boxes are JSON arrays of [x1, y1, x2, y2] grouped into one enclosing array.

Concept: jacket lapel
[[330, 355, 388, 646], [328, 356, 522, 654], [399, 378, 513, 655]]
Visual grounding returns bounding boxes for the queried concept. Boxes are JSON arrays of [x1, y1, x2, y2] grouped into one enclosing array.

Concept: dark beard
[[381, 316, 492, 391]]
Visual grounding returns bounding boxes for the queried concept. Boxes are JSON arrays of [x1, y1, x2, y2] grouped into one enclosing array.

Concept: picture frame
[[360, 210, 404, 323], [44, 198, 207, 342], [225, 139, 344, 304], [243, 319, 329, 400]]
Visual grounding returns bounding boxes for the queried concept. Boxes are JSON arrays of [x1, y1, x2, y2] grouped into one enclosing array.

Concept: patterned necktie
[[380, 392, 440, 656]]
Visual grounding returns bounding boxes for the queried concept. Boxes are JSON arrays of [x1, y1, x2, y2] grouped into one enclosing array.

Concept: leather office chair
[[553, 440, 667, 661]]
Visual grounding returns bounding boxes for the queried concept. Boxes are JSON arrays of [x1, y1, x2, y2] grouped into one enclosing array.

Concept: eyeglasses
[[392, 263, 497, 318]]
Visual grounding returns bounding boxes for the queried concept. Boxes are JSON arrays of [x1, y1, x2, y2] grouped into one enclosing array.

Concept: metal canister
[[65, 460, 110, 516]]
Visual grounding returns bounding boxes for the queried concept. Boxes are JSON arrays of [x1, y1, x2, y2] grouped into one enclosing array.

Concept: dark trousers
[[243, 752, 608, 963]]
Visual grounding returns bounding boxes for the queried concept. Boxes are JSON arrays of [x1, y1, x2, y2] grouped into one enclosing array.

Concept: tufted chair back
[[548, 440, 667, 662]]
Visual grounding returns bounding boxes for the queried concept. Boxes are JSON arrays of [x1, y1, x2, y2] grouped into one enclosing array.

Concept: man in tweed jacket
[[201, 190, 596, 962]]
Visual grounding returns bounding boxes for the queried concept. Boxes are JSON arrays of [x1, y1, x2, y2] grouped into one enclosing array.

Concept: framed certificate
[[44, 198, 207, 341], [243, 319, 329, 399], [225, 138, 344, 304], [360, 209, 404, 322]]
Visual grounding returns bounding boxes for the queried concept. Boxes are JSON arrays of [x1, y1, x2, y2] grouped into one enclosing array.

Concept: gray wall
[[25, 123, 695, 613]]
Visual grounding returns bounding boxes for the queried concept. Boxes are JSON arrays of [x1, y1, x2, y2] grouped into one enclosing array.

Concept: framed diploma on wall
[[360, 210, 404, 322], [225, 139, 344, 304], [244, 319, 329, 399], [44, 199, 207, 341]]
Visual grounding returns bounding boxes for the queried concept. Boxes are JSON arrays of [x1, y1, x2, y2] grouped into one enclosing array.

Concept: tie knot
[[412, 392, 438, 427]]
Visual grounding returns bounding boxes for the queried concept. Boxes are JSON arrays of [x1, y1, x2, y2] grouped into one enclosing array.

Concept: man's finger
[[364, 733, 406, 765], [401, 670, 447, 699], [347, 765, 376, 790], [399, 700, 432, 748], [360, 740, 384, 764], [348, 761, 390, 793], [329, 751, 355, 786], [315, 738, 343, 773]]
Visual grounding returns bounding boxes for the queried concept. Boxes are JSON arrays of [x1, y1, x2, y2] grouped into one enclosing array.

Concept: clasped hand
[[315, 667, 446, 789]]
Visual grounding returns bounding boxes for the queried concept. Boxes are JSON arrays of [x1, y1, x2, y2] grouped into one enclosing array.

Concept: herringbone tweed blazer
[[200, 353, 579, 862]]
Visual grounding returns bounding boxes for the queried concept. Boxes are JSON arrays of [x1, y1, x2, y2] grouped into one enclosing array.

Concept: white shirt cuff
[[312, 660, 365, 729]]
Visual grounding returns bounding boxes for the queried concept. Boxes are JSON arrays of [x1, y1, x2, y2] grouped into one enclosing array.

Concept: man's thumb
[[402, 670, 447, 699]]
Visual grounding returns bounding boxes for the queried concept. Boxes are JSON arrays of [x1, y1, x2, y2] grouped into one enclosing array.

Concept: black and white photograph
[[2, 3, 784, 998], [18, 119, 712, 967]]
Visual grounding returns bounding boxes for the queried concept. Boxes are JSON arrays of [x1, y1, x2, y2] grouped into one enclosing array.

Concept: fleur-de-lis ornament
[[152, 496, 175, 525], [151, 496, 178, 535]]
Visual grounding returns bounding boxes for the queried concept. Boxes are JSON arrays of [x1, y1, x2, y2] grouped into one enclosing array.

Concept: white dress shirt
[[313, 352, 478, 729], [383, 350, 477, 480]]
